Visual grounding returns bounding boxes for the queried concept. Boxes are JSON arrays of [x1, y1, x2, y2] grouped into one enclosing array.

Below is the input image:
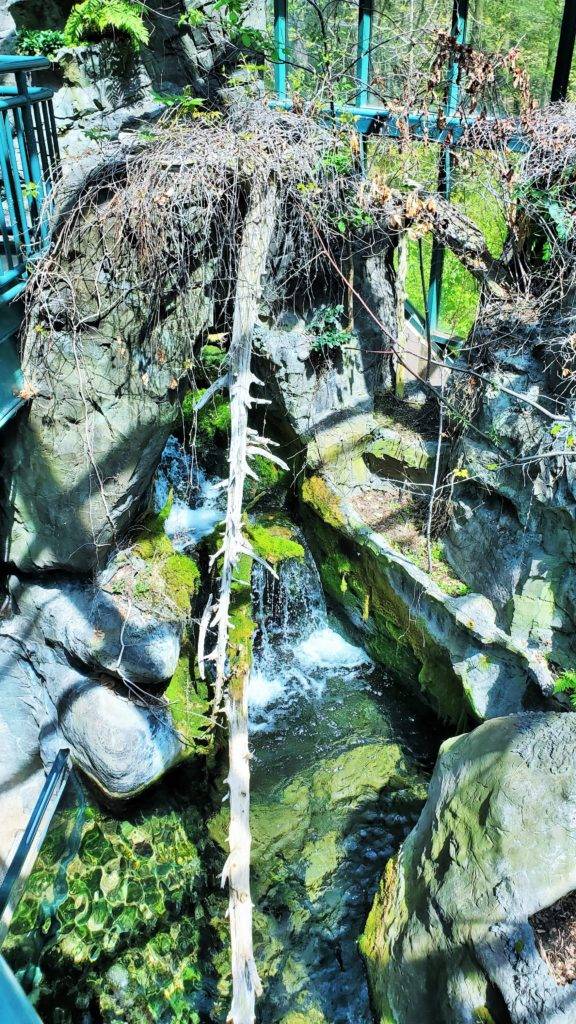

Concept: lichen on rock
[[361, 712, 576, 1024]]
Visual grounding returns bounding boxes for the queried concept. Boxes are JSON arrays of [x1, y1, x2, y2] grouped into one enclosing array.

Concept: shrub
[[308, 304, 352, 353], [64, 0, 149, 48], [17, 29, 66, 60], [553, 670, 576, 709]]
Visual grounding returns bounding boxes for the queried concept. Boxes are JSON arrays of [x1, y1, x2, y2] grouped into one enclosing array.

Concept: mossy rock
[[182, 388, 231, 446], [128, 496, 201, 617], [164, 645, 212, 751], [245, 454, 291, 505], [247, 516, 305, 566], [300, 502, 467, 726]]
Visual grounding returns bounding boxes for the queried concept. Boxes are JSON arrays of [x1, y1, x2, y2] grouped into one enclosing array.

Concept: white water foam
[[155, 436, 224, 550], [248, 552, 371, 730]]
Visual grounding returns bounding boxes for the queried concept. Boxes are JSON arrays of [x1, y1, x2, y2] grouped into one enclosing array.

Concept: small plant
[[154, 86, 207, 117], [308, 304, 352, 353], [553, 670, 576, 709], [17, 29, 66, 61], [64, 0, 149, 49], [178, 7, 207, 30]]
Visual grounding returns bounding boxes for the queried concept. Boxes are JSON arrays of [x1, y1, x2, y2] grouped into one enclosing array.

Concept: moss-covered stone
[[247, 516, 305, 566], [182, 388, 231, 445], [164, 646, 212, 751], [128, 496, 201, 617], [301, 474, 345, 529]]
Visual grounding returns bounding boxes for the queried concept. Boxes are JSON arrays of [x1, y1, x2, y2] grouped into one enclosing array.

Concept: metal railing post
[[427, 0, 469, 337]]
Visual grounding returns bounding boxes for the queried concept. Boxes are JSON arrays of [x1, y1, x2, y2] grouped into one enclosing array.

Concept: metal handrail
[[0, 749, 71, 947], [0, 54, 60, 306]]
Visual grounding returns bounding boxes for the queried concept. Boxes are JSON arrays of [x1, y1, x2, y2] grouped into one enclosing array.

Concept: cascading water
[[244, 539, 435, 1024], [151, 436, 436, 1023], [249, 551, 372, 732], [154, 435, 225, 549]]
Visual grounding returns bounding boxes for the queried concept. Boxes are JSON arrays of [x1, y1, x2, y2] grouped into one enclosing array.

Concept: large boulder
[[0, 628, 189, 801], [0, 150, 215, 572], [361, 712, 576, 1024]]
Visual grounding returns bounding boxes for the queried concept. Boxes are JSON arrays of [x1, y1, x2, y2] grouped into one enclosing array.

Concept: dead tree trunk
[[202, 172, 280, 1024]]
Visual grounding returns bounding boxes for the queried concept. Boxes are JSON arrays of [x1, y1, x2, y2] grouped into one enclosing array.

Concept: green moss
[[129, 496, 200, 617], [301, 506, 467, 726], [228, 552, 256, 696], [163, 554, 201, 612], [247, 518, 305, 566], [301, 474, 345, 529], [182, 388, 231, 445], [245, 455, 291, 505], [164, 648, 212, 751], [200, 343, 226, 377], [473, 1009, 497, 1024], [360, 857, 403, 1024]]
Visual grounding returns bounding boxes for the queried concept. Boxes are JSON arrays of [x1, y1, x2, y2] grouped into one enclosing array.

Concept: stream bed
[[4, 439, 442, 1024]]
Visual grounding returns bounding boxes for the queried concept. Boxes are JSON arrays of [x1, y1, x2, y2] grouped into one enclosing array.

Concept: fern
[[64, 0, 149, 49], [553, 670, 576, 709]]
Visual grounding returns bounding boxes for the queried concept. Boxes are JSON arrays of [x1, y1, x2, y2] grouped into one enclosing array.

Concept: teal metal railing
[[0, 750, 71, 947], [0, 55, 60, 308], [272, 0, 576, 338]]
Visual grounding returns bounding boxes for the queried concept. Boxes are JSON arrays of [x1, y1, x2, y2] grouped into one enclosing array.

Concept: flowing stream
[[157, 435, 440, 1022], [241, 547, 437, 1023], [3, 437, 441, 1024]]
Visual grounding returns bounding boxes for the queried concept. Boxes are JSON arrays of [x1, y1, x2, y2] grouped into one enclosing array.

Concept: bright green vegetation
[[247, 517, 305, 565], [553, 669, 576, 709], [128, 496, 201, 615], [182, 389, 231, 446], [16, 28, 66, 58], [164, 646, 212, 750], [379, 144, 508, 338], [64, 0, 149, 48]]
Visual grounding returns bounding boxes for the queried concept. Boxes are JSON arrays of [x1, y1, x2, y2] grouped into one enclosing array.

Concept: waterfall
[[154, 436, 224, 549], [248, 542, 372, 730]]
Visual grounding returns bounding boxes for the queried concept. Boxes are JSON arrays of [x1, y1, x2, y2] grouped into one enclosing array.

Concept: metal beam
[[274, 0, 288, 102], [427, 0, 469, 337], [551, 0, 576, 102], [356, 0, 373, 108]]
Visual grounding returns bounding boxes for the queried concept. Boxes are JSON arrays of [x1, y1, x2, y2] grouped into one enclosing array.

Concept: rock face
[[443, 309, 576, 674], [301, 471, 553, 724], [0, 155, 215, 572], [361, 712, 576, 1024], [10, 575, 183, 688], [0, 627, 188, 801]]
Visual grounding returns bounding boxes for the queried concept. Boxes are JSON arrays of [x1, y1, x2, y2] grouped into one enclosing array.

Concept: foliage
[[154, 86, 208, 118], [308, 304, 352, 353], [64, 0, 149, 48], [16, 28, 66, 60], [553, 670, 576, 709]]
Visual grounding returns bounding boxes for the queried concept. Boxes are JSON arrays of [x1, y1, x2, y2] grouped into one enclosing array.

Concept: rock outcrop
[[361, 712, 576, 1024]]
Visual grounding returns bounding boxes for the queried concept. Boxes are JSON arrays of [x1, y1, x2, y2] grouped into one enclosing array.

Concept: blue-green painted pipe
[[427, 0, 469, 336], [274, 0, 288, 101], [356, 0, 373, 108]]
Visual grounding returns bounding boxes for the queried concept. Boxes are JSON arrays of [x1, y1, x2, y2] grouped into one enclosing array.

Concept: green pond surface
[[3, 496, 442, 1024]]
